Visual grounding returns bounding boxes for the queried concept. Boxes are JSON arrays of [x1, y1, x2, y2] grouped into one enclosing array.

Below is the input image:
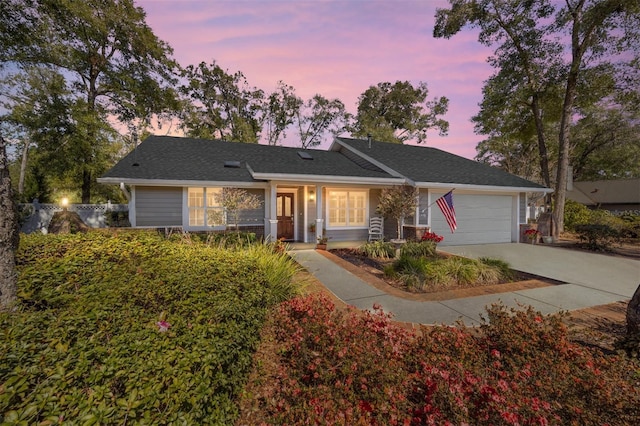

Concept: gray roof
[[101, 135, 395, 183], [334, 137, 548, 190], [101, 135, 548, 191]]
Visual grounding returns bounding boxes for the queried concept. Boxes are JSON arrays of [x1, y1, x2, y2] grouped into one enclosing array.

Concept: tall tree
[[351, 81, 449, 144], [435, 0, 639, 236], [180, 61, 265, 143], [0, 136, 19, 310], [295, 95, 349, 149], [264, 81, 302, 146], [1, 67, 74, 200], [570, 104, 640, 179], [2, 0, 179, 203]]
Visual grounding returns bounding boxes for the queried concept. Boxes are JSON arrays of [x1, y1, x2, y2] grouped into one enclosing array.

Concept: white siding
[[432, 193, 513, 246], [135, 186, 182, 227]]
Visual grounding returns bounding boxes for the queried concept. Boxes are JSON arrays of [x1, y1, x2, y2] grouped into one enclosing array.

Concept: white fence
[[19, 202, 129, 234]]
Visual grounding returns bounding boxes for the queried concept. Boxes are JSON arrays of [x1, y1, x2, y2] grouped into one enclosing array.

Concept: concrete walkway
[[290, 243, 640, 326]]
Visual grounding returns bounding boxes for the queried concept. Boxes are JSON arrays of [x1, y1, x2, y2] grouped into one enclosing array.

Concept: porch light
[[61, 197, 69, 211], [309, 190, 315, 202]]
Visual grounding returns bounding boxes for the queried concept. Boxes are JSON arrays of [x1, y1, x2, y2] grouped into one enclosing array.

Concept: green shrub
[[619, 214, 640, 239], [575, 223, 620, 251], [399, 240, 437, 258], [105, 210, 130, 227], [564, 200, 592, 231], [2, 230, 300, 425], [358, 240, 395, 259]]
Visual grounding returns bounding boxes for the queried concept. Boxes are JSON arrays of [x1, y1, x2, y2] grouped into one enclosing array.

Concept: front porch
[[266, 183, 378, 244]]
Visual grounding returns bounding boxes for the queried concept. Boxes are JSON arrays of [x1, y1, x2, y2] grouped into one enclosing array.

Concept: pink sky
[[137, 0, 495, 159]]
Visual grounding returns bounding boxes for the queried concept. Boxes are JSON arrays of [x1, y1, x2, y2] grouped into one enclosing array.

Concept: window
[[188, 187, 224, 227], [327, 189, 367, 227]]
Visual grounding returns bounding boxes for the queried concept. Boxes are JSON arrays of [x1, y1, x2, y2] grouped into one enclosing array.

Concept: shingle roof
[[101, 135, 549, 190], [100, 135, 396, 182], [334, 137, 548, 190]]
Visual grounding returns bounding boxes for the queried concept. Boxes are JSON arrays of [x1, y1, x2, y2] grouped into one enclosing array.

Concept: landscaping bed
[[330, 247, 557, 296]]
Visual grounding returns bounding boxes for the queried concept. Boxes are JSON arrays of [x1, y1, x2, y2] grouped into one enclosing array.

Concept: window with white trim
[[327, 189, 367, 227], [188, 187, 224, 227]]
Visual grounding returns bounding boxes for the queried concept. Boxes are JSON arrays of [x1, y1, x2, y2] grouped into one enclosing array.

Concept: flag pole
[[422, 188, 455, 211]]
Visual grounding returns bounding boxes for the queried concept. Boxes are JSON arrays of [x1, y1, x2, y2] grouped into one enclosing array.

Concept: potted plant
[[309, 222, 316, 233], [316, 234, 329, 250], [525, 228, 541, 244]]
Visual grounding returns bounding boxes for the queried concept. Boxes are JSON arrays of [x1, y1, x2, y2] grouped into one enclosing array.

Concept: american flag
[[436, 190, 457, 233]]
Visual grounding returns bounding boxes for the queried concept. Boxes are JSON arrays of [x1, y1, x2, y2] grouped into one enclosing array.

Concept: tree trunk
[[0, 136, 20, 310], [531, 94, 551, 189], [81, 168, 91, 204], [553, 3, 586, 238], [627, 284, 640, 336], [18, 138, 30, 197]]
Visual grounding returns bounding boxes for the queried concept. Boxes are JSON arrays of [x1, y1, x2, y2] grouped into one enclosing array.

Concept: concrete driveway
[[291, 243, 639, 326], [442, 243, 639, 299]]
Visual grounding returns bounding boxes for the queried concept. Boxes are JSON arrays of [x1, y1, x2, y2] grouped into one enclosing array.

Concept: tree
[[376, 185, 418, 240], [264, 81, 302, 146], [180, 61, 265, 143], [1, 67, 75, 200], [214, 188, 262, 231], [571, 104, 640, 180], [351, 81, 449, 144], [295, 95, 350, 149], [435, 0, 639, 236], [0, 136, 19, 310], [2, 0, 180, 203]]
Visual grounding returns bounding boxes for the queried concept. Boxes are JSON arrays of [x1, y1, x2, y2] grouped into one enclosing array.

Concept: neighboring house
[[98, 136, 551, 246], [567, 178, 640, 214]]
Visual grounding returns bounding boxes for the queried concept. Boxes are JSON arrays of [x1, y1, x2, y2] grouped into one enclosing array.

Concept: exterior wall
[[135, 186, 182, 227], [519, 193, 527, 224], [592, 203, 640, 214], [325, 228, 369, 241]]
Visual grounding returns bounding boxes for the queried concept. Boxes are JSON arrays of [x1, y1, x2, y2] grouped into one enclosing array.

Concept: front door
[[276, 193, 294, 240]]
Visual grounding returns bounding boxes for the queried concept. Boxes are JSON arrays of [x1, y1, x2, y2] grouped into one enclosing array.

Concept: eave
[[415, 181, 554, 193], [97, 177, 269, 188]]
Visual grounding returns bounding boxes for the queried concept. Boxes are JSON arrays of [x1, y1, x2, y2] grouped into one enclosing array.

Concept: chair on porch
[[368, 217, 384, 242]]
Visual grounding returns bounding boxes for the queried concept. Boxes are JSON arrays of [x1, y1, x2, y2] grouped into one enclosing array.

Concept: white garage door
[[431, 194, 513, 246]]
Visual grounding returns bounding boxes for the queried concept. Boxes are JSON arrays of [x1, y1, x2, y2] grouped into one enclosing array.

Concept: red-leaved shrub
[[249, 294, 640, 425]]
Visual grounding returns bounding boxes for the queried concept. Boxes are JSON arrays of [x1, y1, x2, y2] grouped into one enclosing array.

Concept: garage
[[431, 193, 514, 246]]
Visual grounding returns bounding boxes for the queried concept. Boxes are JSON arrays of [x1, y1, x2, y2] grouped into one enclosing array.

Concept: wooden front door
[[277, 193, 294, 240]]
